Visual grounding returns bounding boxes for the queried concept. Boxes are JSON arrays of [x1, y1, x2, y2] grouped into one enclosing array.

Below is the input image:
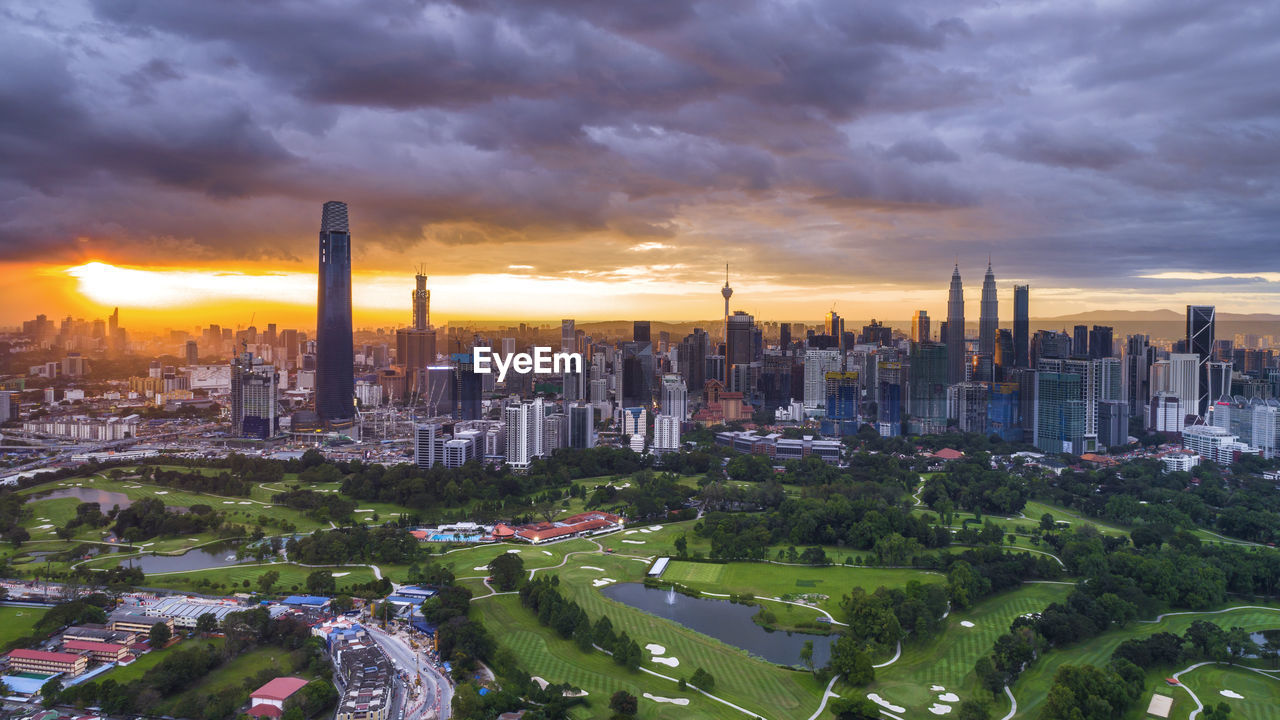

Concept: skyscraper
[[946, 265, 965, 384], [1123, 335, 1152, 416], [633, 321, 651, 344], [911, 310, 930, 343], [231, 351, 278, 439], [315, 201, 355, 426], [561, 319, 576, 353], [979, 260, 998, 356], [1072, 325, 1088, 358], [396, 269, 436, 400], [1186, 305, 1216, 417], [1088, 326, 1114, 359], [1013, 285, 1029, 368]]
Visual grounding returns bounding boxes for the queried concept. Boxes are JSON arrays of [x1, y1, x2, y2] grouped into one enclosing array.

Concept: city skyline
[[4, 1, 1280, 326]]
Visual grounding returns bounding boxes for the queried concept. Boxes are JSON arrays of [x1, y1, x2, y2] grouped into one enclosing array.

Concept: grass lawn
[[867, 582, 1075, 717], [157, 642, 320, 715], [104, 637, 219, 685], [433, 539, 599, 578], [130, 562, 378, 595], [662, 560, 943, 614], [1164, 663, 1280, 720], [1012, 605, 1280, 718], [475, 551, 828, 719], [0, 605, 48, 647]]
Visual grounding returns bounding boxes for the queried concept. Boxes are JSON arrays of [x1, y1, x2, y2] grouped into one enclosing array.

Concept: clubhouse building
[[511, 511, 625, 544]]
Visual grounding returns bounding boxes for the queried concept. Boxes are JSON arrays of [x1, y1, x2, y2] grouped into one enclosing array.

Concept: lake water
[[117, 541, 251, 573], [36, 487, 134, 509], [600, 583, 837, 667]]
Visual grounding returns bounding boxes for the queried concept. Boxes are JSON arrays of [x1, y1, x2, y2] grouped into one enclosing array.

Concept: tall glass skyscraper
[[979, 261, 998, 356], [315, 201, 355, 426], [1186, 305, 1216, 417], [946, 265, 966, 384], [1013, 285, 1029, 368]]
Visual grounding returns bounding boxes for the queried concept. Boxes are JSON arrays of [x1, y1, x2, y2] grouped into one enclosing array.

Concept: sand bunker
[[867, 695, 905, 713], [580, 566, 605, 572], [931, 685, 945, 692], [238, 501, 252, 505], [591, 578, 616, 587], [643, 694, 689, 706], [622, 539, 645, 544], [34, 525, 52, 530], [530, 676, 588, 697], [645, 644, 666, 654], [648, 525, 661, 530], [651, 656, 679, 667], [938, 693, 959, 702], [154, 491, 168, 495], [960, 621, 975, 627], [929, 704, 954, 715], [223, 501, 235, 504], [532, 676, 549, 690], [542, 550, 553, 556], [473, 565, 489, 571], [507, 549, 522, 553], [355, 509, 374, 513], [332, 572, 350, 577], [1220, 690, 1244, 699], [625, 530, 639, 535]]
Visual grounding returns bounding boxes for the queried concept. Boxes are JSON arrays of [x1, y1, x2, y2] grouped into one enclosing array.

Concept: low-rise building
[[249, 676, 310, 719], [108, 611, 169, 635], [6, 648, 89, 676], [61, 639, 131, 664], [512, 511, 624, 544]]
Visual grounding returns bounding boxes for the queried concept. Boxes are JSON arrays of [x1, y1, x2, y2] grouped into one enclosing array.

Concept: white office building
[[1181, 424, 1259, 465], [660, 374, 688, 421]]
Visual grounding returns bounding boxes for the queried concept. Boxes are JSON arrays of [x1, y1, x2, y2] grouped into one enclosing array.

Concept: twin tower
[[945, 262, 1030, 384]]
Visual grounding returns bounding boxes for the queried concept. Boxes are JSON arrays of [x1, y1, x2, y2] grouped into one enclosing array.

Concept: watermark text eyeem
[[472, 346, 582, 382]]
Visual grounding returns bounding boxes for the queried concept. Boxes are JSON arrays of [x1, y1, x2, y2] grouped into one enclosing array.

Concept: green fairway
[[1012, 605, 1280, 718], [157, 642, 321, 716], [868, 582, 1074, 717], [1169, 664, 1280, 720], [662, 560, 942, 614], [663, 562, 725, 585], [435, 538, 600, 578], [0, 605, 49, 648], [474, 551, 828, 719]]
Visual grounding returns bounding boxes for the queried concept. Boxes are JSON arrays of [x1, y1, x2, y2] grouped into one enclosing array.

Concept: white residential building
[[1181, 424, 1260, 465], [803, 349, 842, 410], [654, 414, 681, 452]]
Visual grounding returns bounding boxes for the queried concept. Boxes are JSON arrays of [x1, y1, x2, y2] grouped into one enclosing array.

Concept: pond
[[35, 487, 134, 509], [116, 540, 253, 573], [600, 582, 837, 667]]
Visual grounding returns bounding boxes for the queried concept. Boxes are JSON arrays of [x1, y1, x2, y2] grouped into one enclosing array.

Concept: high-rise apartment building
[[803, 348, 842, 410], [911, 310, 930, 343], [1088, 326, 1114, 359], [1122, 335, 1152, 417], [1035, 371, 1085, 454], [946, 265, 965, 384], [315, 201, 355, 426], [654, 414, 681, 452]]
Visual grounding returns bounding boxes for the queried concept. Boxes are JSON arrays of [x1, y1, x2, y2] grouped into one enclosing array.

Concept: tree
[[674, 534, 688, 558], [1040, 513, 1056, 531], [827, 635, 874, 685], [149, 621, 172, 647], [258, 569, 281, 594], [956, 699, 992, 720], [40, 677, 62, 707], [690, 667, 715, 691], [306, 570, 336, 596], [196, 612, 218, 633], [828, 697, 880, 720], [488, 552, 525, 592], [609, 690, 638, 717], [800, 639, 815, 675]]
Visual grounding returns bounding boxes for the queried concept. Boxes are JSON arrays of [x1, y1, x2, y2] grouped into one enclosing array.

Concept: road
[[367, 625, 453, 720]]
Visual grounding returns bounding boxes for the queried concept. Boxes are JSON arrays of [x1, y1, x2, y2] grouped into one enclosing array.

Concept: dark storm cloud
[[1, 0, 1278, 295]]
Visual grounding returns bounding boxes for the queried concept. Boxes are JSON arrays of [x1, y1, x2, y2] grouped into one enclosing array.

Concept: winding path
[[591, 644, 770, 719], [871, 641, 902, 668], [806, 674, 842, 720], [999, 685, 1017, 720], [1138, 605, 1280, 624], [1172, 661, 1214, 720]]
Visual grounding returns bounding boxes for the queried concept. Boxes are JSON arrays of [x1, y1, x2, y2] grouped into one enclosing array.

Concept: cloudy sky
[[3, 0, 1279, 328]]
